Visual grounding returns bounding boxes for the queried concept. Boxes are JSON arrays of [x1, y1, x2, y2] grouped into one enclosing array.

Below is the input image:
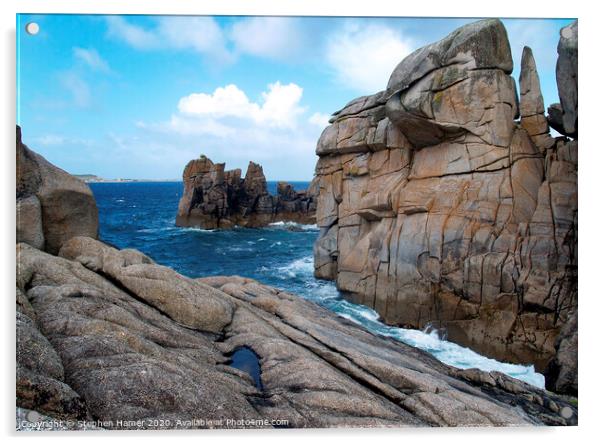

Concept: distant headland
[[73, 174, 180, 183]]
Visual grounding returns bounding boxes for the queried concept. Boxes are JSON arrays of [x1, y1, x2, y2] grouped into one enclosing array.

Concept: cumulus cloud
[[178, 82, 306, 128], [73, 47, 111, 72], [105, 16, 232, 63], [131, 81, 324, 179], [325, 21, 414, 94]]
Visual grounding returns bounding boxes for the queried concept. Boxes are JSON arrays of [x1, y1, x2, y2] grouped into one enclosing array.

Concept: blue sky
[[17, 15, 574, 180]]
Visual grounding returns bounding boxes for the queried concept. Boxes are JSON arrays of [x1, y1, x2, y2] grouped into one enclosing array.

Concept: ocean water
[[90, 181, 545, 388]]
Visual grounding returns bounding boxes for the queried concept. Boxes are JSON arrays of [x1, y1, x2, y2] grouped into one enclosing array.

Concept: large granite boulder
[[384, 19, 517, 149], [16, 126, 98, 254], [17, 239, 576, 428], [176, 156, 316, 229], [312, 19, 577, 395], [547, 20, 578, 137]]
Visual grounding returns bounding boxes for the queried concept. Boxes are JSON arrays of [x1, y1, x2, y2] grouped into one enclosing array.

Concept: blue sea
[[90, 181, 545, 388]]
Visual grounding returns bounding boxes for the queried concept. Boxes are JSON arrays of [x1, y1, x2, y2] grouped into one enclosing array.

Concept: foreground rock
[[312, 19, 577, 395], [176, 155, 317, 229], [16, 126, 98, 254], [17, 238, 576, 428]]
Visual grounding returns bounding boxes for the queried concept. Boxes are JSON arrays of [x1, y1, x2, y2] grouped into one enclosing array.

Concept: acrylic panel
[[16, 14, 578, 430]]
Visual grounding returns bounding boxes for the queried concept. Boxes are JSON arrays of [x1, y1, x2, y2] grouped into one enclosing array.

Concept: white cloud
[[105, 16, 158, 49], [308, 112, 331, 128], [73, 47, 111, 72], [178, 82, 305, 128], [229, 17, 306, 60], [137, 115, 235, 138], [325, 21, 414, 94], [131, 81, 323, 179], [105, 16, 232, 63]]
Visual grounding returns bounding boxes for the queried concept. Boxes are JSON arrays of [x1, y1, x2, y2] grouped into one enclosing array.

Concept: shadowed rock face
[[312, 19, 577, 394], [16, 126, 98, 254], [176, 156, 317, 229]]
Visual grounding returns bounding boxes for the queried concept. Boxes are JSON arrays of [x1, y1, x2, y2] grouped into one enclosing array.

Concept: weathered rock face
[[176, 155, 317, 229], [313, 19, 577, 394], [16, 126, 99, 254], [547, 21, 578, 137], [17, 238, 577, 428]]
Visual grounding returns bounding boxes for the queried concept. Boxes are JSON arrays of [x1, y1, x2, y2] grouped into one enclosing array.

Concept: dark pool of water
[[227, 347, 263, 391]]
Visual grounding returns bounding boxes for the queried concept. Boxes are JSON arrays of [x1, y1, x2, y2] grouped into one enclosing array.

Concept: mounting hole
[[25, 22, 39, 35], [560, 406, 573, 419]]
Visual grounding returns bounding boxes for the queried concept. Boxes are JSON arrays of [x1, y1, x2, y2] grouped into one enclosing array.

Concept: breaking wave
[[272, 256, 545, 388]]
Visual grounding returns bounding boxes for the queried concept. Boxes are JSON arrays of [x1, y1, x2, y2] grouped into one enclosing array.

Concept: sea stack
[[176, 155, 317, 229], [312, 19, 578, 395]]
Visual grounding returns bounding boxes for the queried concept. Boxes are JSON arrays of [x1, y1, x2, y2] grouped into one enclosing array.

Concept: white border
[[2, 1, 598, 444], [3, 0, 581, 18]]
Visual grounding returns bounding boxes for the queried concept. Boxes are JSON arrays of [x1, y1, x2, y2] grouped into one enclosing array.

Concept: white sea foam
[[268, 221, 319, 231], [273, 255, 546, 388], [275, 256, 314, 278], [179, 227, 216, 233]]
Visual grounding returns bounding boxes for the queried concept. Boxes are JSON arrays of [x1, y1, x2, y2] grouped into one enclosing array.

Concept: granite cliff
[[16, 127, 576, 428], [176, 155, 317, 229], [312, 19, 577, 395]]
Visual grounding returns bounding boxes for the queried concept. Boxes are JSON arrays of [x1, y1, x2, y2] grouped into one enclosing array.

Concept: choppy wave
[[92, 182, 545, 389], [274, 256, 545, 388], [275, 256, 314, 278]]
